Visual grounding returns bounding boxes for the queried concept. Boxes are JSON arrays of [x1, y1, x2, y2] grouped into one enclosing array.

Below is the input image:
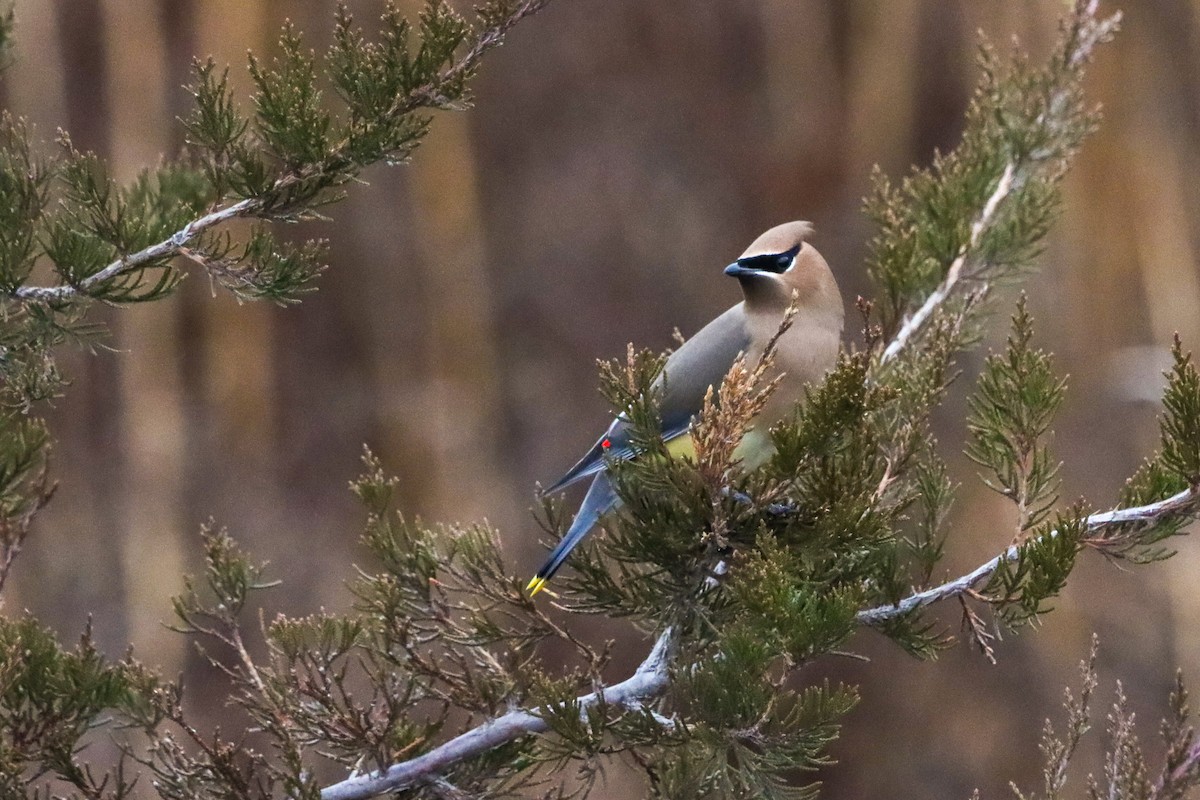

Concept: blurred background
[[2, 0, 1199, 796]]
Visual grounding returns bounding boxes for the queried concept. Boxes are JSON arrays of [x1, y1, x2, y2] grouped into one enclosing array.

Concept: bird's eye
[[768, 245, 801, 273]]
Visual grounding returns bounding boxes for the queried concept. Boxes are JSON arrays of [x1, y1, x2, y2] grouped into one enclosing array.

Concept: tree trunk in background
[[49, 0, 131, 654], [405, 114, 513, 530]]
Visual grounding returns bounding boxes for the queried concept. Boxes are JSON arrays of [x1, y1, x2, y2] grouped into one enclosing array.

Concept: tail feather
[[528, 472, 617, 595]]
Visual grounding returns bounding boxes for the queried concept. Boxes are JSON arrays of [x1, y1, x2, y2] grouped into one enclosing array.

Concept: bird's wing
[[543, 304, 750, 495]]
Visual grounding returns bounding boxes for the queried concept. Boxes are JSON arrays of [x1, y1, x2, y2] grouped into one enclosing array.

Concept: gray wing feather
[[544, 304, 749, 495]]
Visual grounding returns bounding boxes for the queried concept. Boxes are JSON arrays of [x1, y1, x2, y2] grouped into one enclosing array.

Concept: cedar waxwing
[[527, 221, 843, 595]]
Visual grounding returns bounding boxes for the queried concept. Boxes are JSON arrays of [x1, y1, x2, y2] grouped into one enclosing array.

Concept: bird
[[527, 221, 844, 596]]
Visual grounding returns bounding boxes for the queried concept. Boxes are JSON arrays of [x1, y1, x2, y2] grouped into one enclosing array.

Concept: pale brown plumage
[[529, 221, 844, 594]]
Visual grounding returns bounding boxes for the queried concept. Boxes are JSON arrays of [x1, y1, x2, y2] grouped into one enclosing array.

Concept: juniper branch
[[11, 0, 549, 304], [1153, 740, 1200, 800], [14, 198, 255, 302], [855, 485, 1200, 625], [880, 161, 1015, 365], [879, 0, 1120, 365], [314, 480, 1197, 800], [318, 629, 675, 800]]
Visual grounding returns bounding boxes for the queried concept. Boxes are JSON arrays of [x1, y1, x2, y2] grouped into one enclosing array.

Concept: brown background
[[4, 1, 1200, 797]]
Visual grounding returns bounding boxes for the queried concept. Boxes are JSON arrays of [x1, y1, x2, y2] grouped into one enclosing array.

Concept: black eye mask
[[735, 244, 801, 274]]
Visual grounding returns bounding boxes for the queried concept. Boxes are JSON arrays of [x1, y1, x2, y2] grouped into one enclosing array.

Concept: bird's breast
[[749, 317, 841, 430]]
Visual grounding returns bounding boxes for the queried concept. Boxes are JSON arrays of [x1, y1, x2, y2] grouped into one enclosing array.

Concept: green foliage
[[984, 507, 1086, 627], [729, 536, 861, 664], [249, 22, 332, 171], [864, 8, 1106, 340], [0, 6, 12, 71], [534, 347, 879, 790], [0, 413, 50, 595], [1104, 457, 1190, 562], [835, 9, 1117, 662], [330, 3, 456, 167], [1101, 338, 1200, 561], [559, 346, 896, 635], [213, 225, 327, 303], [263, 614, 440, 779], [1160, 336, 1200, 485], [762, 352, 906, 609], [182, 60, 259, 198], [0, 115, 49, 293], [554, 347, 711, 619], [172, 523, 281, 633], [0, 617, 140, 797], [672, 663, 857, 800], [1123, 456, 1188, 510], [966, 296, 1066, 532], [0, 0, 548, 410], [906, 456, 955, 584]]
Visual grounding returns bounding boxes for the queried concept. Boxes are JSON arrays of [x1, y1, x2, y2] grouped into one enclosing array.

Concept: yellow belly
[[664, 426, 774, 468]]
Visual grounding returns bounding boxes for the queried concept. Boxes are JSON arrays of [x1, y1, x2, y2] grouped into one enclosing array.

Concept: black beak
[[724, 262, 754, 277]]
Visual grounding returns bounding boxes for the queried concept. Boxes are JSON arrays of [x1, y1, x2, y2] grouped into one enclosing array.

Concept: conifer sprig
[[846, 2, 1124, 654], [9, 0, 550, 308], [855, 483, 1199, 626], [0, 616, 145, 799], [965, 296, 1066, 535], [0, 0, 550, 414], [871, 0, 1121, 363]]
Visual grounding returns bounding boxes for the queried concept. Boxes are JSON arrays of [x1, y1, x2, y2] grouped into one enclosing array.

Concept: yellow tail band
[[526, 576, 548, 596]]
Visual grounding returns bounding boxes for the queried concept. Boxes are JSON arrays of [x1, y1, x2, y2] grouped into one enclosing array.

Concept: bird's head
[[723, 220, 814, 281], [724, 221, 834, 310]]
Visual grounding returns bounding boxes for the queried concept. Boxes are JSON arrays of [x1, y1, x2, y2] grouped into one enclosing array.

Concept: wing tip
[[542, 454, 599, 496]]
